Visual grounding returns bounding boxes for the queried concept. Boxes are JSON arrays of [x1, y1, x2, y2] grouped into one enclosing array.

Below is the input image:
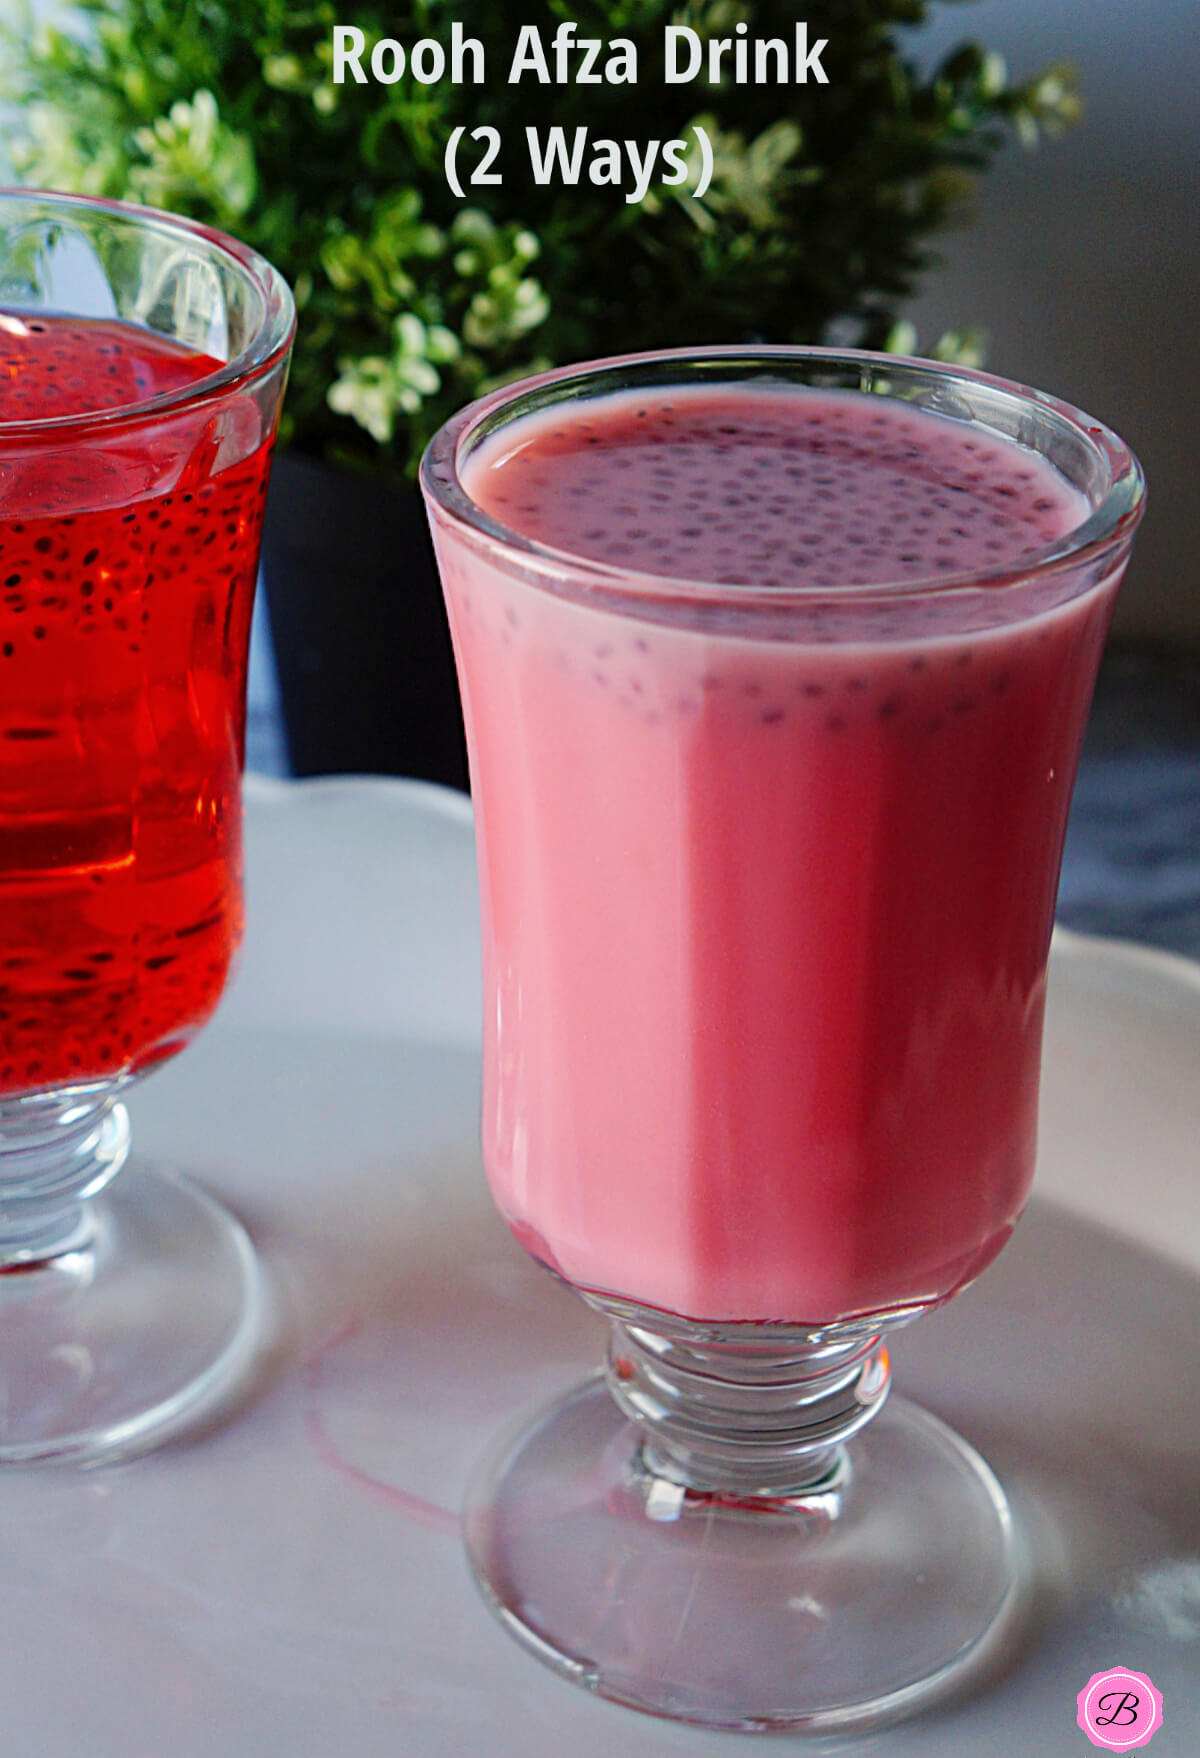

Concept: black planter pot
[[261, 452, 469, 789]]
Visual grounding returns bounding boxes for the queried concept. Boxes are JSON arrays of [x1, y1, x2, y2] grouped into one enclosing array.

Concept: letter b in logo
[[1078, 1669, 1163, 1749], [1096, 1690, 1141, 1727]]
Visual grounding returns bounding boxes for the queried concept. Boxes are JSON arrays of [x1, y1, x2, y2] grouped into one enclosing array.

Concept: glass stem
[[0, 1089, 130, 1266], [605, 1316, 891, 1496]]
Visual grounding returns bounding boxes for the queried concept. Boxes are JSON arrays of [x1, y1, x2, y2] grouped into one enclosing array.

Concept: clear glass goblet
[[0, 191, 293, 1464], [421, 347, 1145, 1732]]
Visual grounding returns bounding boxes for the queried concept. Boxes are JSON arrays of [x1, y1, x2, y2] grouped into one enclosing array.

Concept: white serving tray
[[0, 774, 1195, 1756]]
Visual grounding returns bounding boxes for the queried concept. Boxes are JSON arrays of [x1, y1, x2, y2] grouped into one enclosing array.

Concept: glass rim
[[420, 344, 1146, 606], [0, 188, 295, 439]]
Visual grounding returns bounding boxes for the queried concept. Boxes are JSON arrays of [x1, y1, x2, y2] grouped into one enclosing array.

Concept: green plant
[[1, 1, 1078, 478]]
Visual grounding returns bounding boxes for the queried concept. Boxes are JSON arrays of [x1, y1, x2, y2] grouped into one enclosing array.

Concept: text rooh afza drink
[[0, 192, 292, 1466], [422, 348, 1144, 1732]]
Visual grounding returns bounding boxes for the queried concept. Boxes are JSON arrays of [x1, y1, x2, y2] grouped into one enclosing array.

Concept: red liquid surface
[[0, 315, 273, 1096], [438, 387, 1120, 1325]]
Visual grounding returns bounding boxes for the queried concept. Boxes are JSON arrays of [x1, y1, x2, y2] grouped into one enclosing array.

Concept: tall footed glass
[[421, 347, 1144, 1731], [0, 192, 293, 1463]]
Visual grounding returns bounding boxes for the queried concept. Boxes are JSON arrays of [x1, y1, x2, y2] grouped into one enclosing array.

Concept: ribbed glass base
[[0, 1153, 267, 1466], [465, 1311, 1021, 1732]]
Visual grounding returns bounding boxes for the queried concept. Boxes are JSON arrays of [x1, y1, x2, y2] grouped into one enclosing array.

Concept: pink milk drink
[[426, 356, 1129, 1325], [421, 349, 1145, 1731]]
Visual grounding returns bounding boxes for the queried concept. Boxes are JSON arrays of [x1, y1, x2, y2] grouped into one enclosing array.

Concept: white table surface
[[1, 774, 1197, 1756]]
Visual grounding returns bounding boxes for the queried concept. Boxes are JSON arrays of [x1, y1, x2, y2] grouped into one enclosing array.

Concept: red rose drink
[[436, 382, 1119, 1326], [0, 314, 272, 1096], [0, 191, 292, 1472]]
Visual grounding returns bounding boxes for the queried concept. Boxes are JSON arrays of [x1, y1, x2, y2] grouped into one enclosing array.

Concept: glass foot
[[465, 1376, 1021, 1733], [0, 1162, 267, 1465]]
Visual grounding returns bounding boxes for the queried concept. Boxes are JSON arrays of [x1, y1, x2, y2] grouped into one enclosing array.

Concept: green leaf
[[1, 0, 1078, 475]]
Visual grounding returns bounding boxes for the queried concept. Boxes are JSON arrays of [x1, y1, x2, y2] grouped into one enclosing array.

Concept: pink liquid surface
[[437, 387, 1120, 1325]]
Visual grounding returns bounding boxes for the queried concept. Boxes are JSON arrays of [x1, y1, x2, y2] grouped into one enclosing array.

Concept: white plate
[[0, 775, 1196, 1757]]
